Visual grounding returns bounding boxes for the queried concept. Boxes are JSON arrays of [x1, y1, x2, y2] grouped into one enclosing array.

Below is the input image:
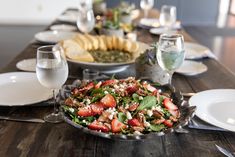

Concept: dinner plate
[[66, 42, 149, 74], [16, 58, 36, 72], [185, 42, 212, 59], [34, 31, 77, 44], [0, 72, 52, 106], [176, 60, 208, 76], [57, 13, 78, 23], [149, 27, 177, 35], [189, 89, 235, 132], [139, 18, 160, 29], [50, 24, 77, 32]]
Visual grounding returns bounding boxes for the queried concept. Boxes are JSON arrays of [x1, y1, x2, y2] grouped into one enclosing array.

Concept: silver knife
[[0, 115, 45, 123], [215, 144, 235, 157]]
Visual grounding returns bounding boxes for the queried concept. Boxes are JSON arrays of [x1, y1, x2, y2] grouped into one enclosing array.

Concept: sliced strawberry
[[88, 120, 110, 132], [128, 103, 139, 111], [146, 84, 157, 92], [126, 85, 138, 95], [71, 88, 80, 95], [102, 80, 117, 86], [163, 120, 173, 127], [78, 82, 94, 92], [100, 94, 116, 108], [168, 109, 179, 118], [90, 102, 104, 115], [111, 118, 127, 133], [163, 98, 178, 110], [128, 118, 142, 127], [77, 106, 94, 117], [95, 81, 102, 89], [64, 97, 74, 107]]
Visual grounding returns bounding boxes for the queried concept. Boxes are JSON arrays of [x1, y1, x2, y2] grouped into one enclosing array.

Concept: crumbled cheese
[[126, 111, 132, 120], [114, 84, 119, 89], [124, 104, 129, 109], [144, 121, 150, 127], [104, 91, 109, 94], [139, 96, 143, 100], [69, 108, 75, 113], [111, 89, 115, 92], [147, 110, 153, 117], [134, 131, 142, 135]]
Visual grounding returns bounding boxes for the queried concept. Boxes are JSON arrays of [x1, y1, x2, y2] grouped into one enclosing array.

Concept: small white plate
[[50, 24, 77, 32], [189, 89, 235, 132], [176, 60, 208, 76], [149, 27, 177, 35], [0, 72, 52, 106], [16, 58, 36, 72], [139, 18, 160, 28], [57, 13, 78, 23], [185, 42, 212, 59], [34, 31, 77, 44]]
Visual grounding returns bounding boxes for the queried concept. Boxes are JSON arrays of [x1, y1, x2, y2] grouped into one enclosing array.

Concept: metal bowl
[[59, 80, 196, 140]]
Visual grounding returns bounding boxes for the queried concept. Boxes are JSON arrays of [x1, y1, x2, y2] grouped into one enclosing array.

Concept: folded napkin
[[188, 116, 226, 131]]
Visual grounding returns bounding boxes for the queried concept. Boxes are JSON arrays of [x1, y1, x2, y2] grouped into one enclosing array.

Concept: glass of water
[[36, 45, 68, 123], [159, 5, 177, 29], [157, 34, 185, 84], [140, 0, 154, 19]]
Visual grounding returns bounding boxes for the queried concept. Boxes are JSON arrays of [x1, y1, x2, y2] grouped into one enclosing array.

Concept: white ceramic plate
[[34, 31, 77, 44], [139, 18, 160, 28], [0, 72, 52, 106], [66, 42, 149, 74], [176, 60, 208, 76], [57, 13, 78, 23], [189, 89, 235, 132], [16, 58, 36, 72], [185, 42, 212, 59], [149, 27, 177, 35], [50, 24, 77, 32]]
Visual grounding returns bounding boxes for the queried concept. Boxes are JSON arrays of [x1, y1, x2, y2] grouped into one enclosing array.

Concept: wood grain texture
[[0, 9, 235, 157]]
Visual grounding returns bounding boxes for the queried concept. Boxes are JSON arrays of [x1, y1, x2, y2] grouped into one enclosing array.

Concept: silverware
[[215, 144, 235, 157], [181, 92, 196, 97], [0, 115, 45, 123]]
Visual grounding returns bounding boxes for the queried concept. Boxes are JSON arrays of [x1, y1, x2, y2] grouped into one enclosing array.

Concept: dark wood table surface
[[0, 9, 235, 157]]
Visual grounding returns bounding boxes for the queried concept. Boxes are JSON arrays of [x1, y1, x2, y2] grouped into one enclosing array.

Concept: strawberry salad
[[62, 77, 180, 135]]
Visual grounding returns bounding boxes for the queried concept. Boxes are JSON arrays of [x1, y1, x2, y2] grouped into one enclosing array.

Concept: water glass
[[77, 9, 95, 33], [140, 0, 154, 19], [159, 5, 177, 29], [157, 34, 185, 84], [36, 45, 68, 123]]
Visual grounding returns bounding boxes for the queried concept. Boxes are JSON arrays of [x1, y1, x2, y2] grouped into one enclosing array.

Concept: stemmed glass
[[36, 45, 68, 123], [159, 5, 177, 30], [77, 0, 95, 33], [140, 0, 154, 19], [157, 34, 185, 84]]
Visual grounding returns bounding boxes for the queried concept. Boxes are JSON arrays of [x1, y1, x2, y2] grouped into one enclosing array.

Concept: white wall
[[0, 0, 77, 25]]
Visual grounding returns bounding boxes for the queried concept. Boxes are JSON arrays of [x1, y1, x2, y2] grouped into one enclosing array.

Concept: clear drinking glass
[[140, 0, 154, 19], [159, 5, 177, 29], [36, 45, 68, 123], [83, 69, 99, 81], [157, 34, 185, 84]]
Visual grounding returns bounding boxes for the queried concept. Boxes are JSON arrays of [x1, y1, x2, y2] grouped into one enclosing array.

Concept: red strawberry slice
[[168, 109, 179, 118], [71, 88, 80, 95], [126, 85, 138, 95], [146, 84, 157, 92], [163, 98, 178, 110], [128, 118, 142, 127], [100, 94, 116, 108], [90, 102, 104, 115], [111, 118, 127, 133], [77, 106, 94, 117], [88, 120, 110, 132], [102, 80, 117, 86], [163, 120, 173, 127], [95, 81, 102, 89]]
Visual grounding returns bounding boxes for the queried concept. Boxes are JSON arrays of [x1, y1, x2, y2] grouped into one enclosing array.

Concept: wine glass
[[157, 34, 185, 84], [77, 9, 95, 33], [140, 0, 154, 19], [159, 5, 177, 30], [36, 45, 68, 123]]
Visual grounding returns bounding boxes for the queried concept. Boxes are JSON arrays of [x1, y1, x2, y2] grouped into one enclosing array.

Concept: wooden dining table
[[0, 9, 235, 157]]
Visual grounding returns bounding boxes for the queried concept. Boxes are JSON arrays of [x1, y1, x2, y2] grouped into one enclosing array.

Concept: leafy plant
[[137, 43, 158, 65]]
